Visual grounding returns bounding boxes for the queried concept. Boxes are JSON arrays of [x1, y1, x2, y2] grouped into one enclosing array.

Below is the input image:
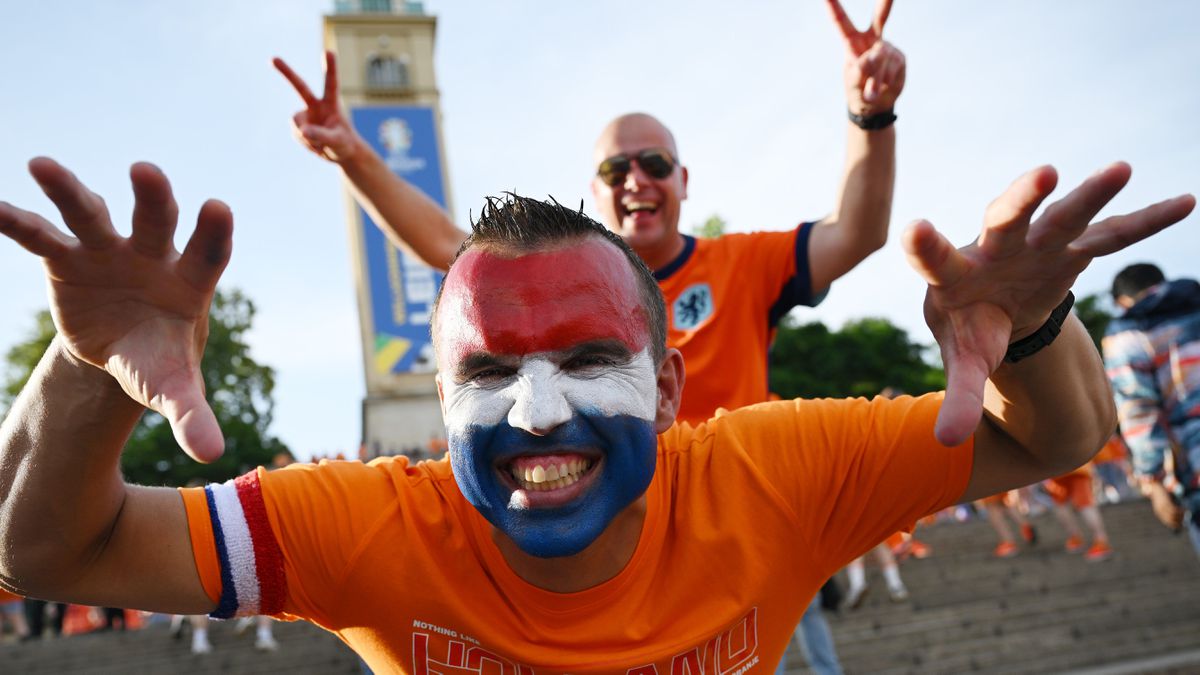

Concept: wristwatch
[[1004, 291, 1075, 363]]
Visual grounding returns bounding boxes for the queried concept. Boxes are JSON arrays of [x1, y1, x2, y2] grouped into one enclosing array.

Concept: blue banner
[[351, 106, 446, 376]]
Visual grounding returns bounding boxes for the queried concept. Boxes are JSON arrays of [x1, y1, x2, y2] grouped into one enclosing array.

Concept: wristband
[[1003, 291, 1075, 364], [848, 108, 897, 130]]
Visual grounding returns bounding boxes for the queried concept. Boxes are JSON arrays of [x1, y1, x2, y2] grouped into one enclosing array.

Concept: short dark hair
[[1112, 263, 1165, 302], [432, 193, 667, 364]]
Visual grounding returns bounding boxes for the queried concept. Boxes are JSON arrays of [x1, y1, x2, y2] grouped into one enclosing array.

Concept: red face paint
[[438, 238, 650, 366]]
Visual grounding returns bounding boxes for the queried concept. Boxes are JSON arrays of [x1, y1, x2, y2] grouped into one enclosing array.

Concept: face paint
[[437, 240, 659, 558]]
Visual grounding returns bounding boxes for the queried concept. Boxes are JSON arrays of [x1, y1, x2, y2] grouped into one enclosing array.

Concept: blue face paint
[[449, 410, 656, 558]]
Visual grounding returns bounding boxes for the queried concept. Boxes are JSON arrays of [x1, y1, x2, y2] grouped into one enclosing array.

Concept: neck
[[492, 495, 647, 593], [634, 233, 687, 273]]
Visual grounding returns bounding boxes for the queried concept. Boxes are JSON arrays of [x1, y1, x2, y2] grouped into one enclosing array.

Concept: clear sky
[[1, 1, 1197, 460]]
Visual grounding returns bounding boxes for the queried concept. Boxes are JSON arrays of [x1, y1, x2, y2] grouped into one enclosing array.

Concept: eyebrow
[[453, 339, 635, 379], [453, 352, 518, 381], [556, 339, 635, 363]]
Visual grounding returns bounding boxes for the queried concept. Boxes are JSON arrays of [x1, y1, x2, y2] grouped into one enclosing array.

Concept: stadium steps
[[0, 617, 360, 674], [1, 499, 1195, 673], [782, 499, 1200, 674]]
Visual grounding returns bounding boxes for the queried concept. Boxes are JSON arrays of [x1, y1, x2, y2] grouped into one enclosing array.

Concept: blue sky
[[1, 0, 1197, 460]]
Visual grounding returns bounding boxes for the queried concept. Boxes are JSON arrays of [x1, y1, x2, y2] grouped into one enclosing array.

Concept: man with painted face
[[0, 154, 1193, 670], [273, 0, 904, 426]]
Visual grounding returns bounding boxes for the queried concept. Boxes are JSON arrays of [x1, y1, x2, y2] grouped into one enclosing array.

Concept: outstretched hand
[[904, 163, 1194, 446], [274, 51, 359, 163], [0, 159, 232, 462], [825, 0, 904, 113]]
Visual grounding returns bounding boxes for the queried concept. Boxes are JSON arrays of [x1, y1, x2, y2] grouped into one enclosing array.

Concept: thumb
[[935, 351, 989, 447], [159, 378, 225, 463]]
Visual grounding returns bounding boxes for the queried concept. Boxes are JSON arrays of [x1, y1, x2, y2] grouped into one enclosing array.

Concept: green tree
[[694, 214, 726, 239], [769, 317, 945, 399], [1074, 292, 1114, 353], [1, 289, 290, 487]]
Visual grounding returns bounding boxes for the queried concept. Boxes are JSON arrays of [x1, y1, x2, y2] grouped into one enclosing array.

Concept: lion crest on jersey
[[673, 283, 714, 331]]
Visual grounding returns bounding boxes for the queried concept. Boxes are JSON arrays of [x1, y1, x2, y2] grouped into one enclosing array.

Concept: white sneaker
[[255, 634, 280, 652], [888, 583, 909, 602], [191, 636, 213, 655], [844, 584, 869, 610]]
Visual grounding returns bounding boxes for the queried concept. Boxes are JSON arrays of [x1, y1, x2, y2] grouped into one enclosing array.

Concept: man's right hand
[[0, 158, 232, 462], [1145, 481, 1185, 532], [275, 51, 361, 163]]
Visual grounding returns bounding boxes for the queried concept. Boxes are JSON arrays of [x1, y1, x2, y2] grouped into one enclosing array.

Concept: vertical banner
[[350, 106, 446, 378]]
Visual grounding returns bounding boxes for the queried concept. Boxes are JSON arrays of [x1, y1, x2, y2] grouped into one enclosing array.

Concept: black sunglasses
[[596, 148, 677, 186]]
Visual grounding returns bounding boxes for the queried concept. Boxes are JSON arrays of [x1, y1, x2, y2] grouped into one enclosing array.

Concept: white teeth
[[511, 459, 593, 491]]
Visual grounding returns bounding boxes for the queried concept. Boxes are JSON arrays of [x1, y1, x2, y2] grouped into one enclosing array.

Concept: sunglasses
[[596, 148, 677, 187]]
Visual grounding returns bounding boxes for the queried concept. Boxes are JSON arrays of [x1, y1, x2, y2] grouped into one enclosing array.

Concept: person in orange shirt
[[278, 4, 904, 672], [1092, 431, 1134, 503], [1043, 464, 1114, 562], [0, 152, 1191, 670]]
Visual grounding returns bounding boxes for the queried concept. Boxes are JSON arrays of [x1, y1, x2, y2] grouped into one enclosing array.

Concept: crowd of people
[[0, 0, 1196, 672]]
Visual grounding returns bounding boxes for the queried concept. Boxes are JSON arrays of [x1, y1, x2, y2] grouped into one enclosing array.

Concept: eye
[[564, 353, 618, 372], [466, 366, 516, 386]]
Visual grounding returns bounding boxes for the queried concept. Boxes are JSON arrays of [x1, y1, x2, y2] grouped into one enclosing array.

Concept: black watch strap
[[1004, 291, 1076, 364], [848, 108, 897, 130]]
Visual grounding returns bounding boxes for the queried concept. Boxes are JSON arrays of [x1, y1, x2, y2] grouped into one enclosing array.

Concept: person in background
[[1103, 263, 1200, 559]]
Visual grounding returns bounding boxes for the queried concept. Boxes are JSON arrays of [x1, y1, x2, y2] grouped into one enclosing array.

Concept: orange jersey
[[1093, 434, 1128, 464], [181, 393, 971, 672], [656, 226, 820, 424]]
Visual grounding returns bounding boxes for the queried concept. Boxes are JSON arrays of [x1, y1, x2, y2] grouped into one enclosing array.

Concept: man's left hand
[[903, 162, 1194, 445], [826, 0, 905, 114]]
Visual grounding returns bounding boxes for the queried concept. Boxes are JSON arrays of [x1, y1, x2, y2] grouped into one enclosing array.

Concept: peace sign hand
[[826, 0, 905, 114], [0, 159, 233, 462], [274, 51, 360, 163], [903, 162, 1194, 446]]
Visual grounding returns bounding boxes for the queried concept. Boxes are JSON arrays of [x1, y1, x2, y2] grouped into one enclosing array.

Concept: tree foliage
[[693, 214, 727, 239], [1, 289, 289, 487], [769, 317, 945, 400], [1074, 292, 1114, 353]]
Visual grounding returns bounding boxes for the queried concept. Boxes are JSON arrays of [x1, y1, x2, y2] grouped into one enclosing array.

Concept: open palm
[[0, 159, 233, 461], [904, 163, 1194, 445]]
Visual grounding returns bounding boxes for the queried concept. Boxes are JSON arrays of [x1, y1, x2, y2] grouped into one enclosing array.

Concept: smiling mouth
[[507, 456, 597, 492], [623, 201, 659, 219]]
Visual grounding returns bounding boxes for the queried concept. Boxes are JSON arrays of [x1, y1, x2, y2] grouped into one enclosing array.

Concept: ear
[[653, 348, 686, 434], [1115, 294, 1135, 309], [435, 374, 448, 419], [678, 165, 689, 201]]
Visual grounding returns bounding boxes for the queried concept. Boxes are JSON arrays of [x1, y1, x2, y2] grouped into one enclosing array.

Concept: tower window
[[367, 55, 410, 91]]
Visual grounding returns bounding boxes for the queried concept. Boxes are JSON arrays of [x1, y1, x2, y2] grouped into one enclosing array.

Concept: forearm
[[982, 316, 1116, 474], [338, 136, 464, 271], [0, 337, 143, 593], [811, 125, 895, 289], [830, 124, 894, 246]]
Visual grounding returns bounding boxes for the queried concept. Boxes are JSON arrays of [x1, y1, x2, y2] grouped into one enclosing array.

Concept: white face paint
[[440, 347, 659, 435]]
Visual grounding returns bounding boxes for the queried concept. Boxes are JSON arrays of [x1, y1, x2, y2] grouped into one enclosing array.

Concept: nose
[[622, 159, 652, 191], [507, 360, 572, 435]]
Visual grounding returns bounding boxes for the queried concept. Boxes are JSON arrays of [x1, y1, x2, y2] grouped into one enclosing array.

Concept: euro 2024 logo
[[380, 118, 427, 174]]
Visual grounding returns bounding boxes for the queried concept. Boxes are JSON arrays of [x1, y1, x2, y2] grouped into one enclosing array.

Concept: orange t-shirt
[[181, 393, 972, 673], [656, 227, 820, 425], [1093, 435, 1128, 464]]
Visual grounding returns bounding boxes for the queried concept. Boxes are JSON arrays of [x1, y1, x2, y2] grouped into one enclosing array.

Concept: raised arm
[[275, 51, 466, 271], [901, 162, 1195, 502], [808, 0, 902, 294], [0, 159, 223, 614]]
